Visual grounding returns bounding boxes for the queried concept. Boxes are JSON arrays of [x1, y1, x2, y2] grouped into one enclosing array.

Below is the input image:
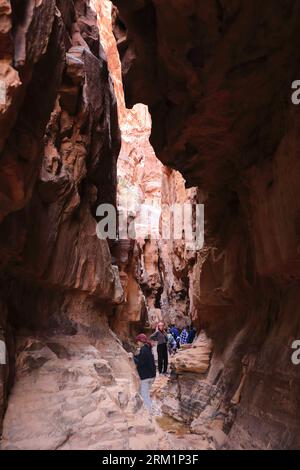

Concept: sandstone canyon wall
[[112, 0, 300, 449], [94, 0, 199, 345], [0, 0, 165, 450], [1, 0, 300, 451]]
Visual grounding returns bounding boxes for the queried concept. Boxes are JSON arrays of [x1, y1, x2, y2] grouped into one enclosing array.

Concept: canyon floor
[[151, 375, 213, 451], [0, 329, 212, 450]]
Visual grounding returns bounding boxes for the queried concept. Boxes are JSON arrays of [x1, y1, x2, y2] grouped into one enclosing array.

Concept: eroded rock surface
[[112, 0, 300, 449], [151, 334, 215, 450], [0, 0, 151, 449], [2, 329, 166, 450], [94, 0, 200, 343], [2, 0, 300, 450]]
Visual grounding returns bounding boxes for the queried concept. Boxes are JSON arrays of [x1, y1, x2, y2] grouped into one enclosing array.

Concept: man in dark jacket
[[134, 334, 156, 413]]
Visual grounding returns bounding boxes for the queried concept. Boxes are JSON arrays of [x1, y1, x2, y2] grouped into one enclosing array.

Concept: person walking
[[133, 333, 156, 413], [170, 324, 179, 341], [150, 321, 168, 374], [167, 328, 177, 355], [180, 325, 188, 345]]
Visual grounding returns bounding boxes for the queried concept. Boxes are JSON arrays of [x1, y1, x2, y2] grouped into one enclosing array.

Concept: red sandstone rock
[[94, 0, 197, 340], [1, 0, 300, 451], [0, 0, 124, 444], [112, 0, 300, 449], [1, 328, 167, 450]]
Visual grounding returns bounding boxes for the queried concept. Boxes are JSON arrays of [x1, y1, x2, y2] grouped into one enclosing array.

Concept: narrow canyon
[[0, 0, 300, 450]]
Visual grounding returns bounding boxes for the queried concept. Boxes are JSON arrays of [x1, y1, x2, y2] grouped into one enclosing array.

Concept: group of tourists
[[167, 324, 197, 356], [132, 321, 197, 413], [150, 322, 197, 374]]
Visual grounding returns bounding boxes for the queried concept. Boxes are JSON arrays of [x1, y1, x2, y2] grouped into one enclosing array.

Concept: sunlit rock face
[[94, 0, 199, 342], [1, 322, 167, 450], [112, 0, 300, 449]]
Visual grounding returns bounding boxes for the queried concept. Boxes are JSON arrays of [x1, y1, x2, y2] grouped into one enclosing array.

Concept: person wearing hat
[[133, 333, 156, 413], [150, 321, 168, 374]]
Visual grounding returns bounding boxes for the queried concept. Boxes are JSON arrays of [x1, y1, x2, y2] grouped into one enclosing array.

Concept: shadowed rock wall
[[112, 0, 300, 449]]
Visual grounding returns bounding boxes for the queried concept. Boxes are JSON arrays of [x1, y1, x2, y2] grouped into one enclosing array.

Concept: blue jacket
[[170, 327, 179, 340], [180, 328, 188, 344], [187, 328, 196, 344]]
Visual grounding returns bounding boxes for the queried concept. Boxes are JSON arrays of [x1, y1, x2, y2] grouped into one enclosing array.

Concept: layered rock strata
[[93, 0, 200, 344], [0, 0, 164, 449], [112, 0, 300, 449]]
